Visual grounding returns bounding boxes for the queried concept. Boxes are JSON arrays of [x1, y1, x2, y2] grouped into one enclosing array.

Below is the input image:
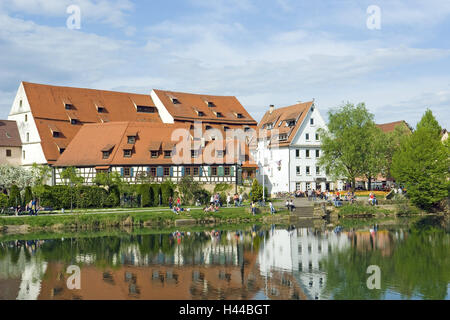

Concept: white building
[[253, 102, 342, 195]]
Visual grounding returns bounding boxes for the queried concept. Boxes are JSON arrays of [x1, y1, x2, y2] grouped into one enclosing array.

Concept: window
[[163, 167, 170, 176], [244, 127, 251, 132], [287, 120, 296, 127], [197, 111, 205, 117], [193, 167, 199, 176], [171, 98, 180, 104], [306, 166, 310, 175], [217, 150, 224, 158], [207, 101, 215, 107], [26, 132, 29, 142], [191, 150, 199, 158], [124, 167, 131, 177], [296, 149, 300, 158], [310, 118, 314, 125], [151, 151, 158, 158], [316, 133, 320, 141], [296, 166, 301, 175], [103, 151, 110, 159], [128, 136, 136, 144], [316, 166, 320, 175], [305, 133, 310, 141], [164, 151, 172, 158], [70, 119, 78, 125], [23, 150, 25, 159], [53, 131, 60, 138], [236, 113, 244, 119], [185, 167, 191, 176], [306, 182, 310, 190], [59, 148, 65, 154], [278, 134, 287, 141], [224, 167, 230, 176], [205, 125, 212, 130], [224, 126, 230, 132], [6, 149, 11, 157], [65, 103, 73, 110], [306, 150, 310, 158], [25, 114, 27, 122], [97, 106, 106, 113], [124, 150, 132, 158], [211, 167, 218, 176], [136, 106, 156, 113], [296, 182, 301, 191], [150, 167, 156, 177], [215, 112, 223, 118], [19, 100, 22, 107], [316, 150, 320, 158]]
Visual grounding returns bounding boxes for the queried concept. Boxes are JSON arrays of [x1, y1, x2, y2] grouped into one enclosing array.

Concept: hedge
[[38, 185, 114, 209]]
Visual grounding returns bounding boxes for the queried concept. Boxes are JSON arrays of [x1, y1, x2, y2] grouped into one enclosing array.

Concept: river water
[[0, 217, 449, 300]]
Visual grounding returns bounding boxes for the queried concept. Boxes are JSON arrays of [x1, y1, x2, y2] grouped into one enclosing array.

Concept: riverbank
[[0, 207, 295, 235]]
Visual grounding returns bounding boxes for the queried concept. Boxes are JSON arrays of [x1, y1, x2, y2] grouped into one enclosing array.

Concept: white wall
[[7, 83, 47, 166]]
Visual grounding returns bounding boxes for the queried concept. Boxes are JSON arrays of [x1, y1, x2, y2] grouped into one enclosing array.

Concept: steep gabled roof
[[0, 120, 21, 147], [258, 101, 314, 147], [21, 82, 163, 164], [153, 89, 257, 125], [376, 120, 412, 133]]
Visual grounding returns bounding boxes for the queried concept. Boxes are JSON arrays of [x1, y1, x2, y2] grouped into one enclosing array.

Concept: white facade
[[255, 103, 341, 194], [7, 83, 47, 166]]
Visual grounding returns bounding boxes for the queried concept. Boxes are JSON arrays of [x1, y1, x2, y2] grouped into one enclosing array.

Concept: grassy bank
[[0, 207, 291, 233]]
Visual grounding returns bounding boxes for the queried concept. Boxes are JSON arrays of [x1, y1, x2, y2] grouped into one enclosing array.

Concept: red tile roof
[[0, 120, 22, 147], [22, 82, 163, 164], [376, 121, 411, 133]]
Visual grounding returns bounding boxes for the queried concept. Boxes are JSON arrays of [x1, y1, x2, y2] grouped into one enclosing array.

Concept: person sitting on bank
[[289, 200, 295, 212], [269, 201, 276, 215]]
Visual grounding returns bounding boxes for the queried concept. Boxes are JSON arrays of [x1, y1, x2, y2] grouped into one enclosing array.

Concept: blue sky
[[0, 0, 449, 128]]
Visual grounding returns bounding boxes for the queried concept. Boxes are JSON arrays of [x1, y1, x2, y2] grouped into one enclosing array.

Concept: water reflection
[[0, 221, 449, 300]]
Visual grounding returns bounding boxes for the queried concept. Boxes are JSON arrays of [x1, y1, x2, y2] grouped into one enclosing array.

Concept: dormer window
[[137, 105, 156, 113], [171, 97, 180, 104], [205, 125, 212, 130], [103, 151, 110, 159], [197, 111, 205, 117], [244, 127, 251, 132], [215, 112, 223, 118], [59, 148, 65, 154], [206, 101, 215, 108], [53, 131, 60, 138], [65, 103, 74, 110], [97, 106, 106, 113], [278, 134, 288, 141], [101, 144, 115, 159], [236, 113, 244, 119], [124, 149, 132, 158], [151, 151, 159, 158], [70, 119, 78, 125], [164, 150, 172, 158], [266, 123, 274, 130], [127, 136, 136, 144], [286, 120, 296, 127]]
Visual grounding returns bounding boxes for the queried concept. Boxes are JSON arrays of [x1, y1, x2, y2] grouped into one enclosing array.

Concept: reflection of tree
[[322, 227, 450, 300]]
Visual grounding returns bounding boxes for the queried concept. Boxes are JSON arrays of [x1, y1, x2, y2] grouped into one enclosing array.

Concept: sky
[[0, 0, 449, 128]]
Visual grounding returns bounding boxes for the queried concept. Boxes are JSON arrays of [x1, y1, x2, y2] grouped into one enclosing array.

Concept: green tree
[[416, 109, 442, 138], [391, 111, 449, 210], [318, 102, 379, 190], [60, 167, 84, 186], [384, 123, 412, 179], [8, 185, 21, 207], [0, 193, 8, 210], [178, 176, 200, 205], [250, 179, 263, 202], [23, 186, 33, 206], [363, 126, 388, 190]]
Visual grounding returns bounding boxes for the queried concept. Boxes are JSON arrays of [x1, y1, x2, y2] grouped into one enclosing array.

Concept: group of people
[[15, 199, 40, 216], [285, 199, 296, 212], [204, 203, 220, 213]]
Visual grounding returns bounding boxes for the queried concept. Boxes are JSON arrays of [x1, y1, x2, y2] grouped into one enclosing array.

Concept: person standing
[[269, 201, 275, 215], [239, 194, 243, 207], [251, 201, 256, 216], [169, 196, 173, 209], [226, 194, 231, 207]]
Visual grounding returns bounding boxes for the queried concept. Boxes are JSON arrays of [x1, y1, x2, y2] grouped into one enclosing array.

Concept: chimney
[[269, 104, 274, 114]]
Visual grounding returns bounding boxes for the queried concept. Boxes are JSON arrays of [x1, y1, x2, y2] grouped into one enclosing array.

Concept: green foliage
[[23, 186, 33, 206], [178, 176, 200, 205], [384, 124, 412, 178], [416, 109, 442, 138], [137, 184, 153, 207], [193, 188, 210, 205], [60, 167, 84, 186], [338, 203, 389, 216], [250, 179, 263, 202], [391, 111, 449, 210], [214, 183, 232, 193], [318, 102, 382, 189], [0, 193, 8, 209], [151, 184, 162, 206], [8, 185, 21, 207], [38, 185, 113, 209], [161, 180, 175, 206]]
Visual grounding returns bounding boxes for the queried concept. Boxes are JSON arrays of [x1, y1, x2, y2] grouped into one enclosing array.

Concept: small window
[[71, 119, 78, 125], [316, 150, 320, 158], [193, 167, 199, 176], [19, 100, 23, 107], [23, 150, 25, 159], [224, 167, 230, 176], [279, 134, 287, 141], [65, 104, 74, 110], [185, 167, 191, 176], [137, 106, 156, 113], [164, 151, 172, 158], [191, 150, 199, 158], [306, 166, 310, 175], [124, 167, 131, 177], [207, 101, 215, 108], [306, 150, 310, 158], [59, 148, 65, 154], [97, 106, 106, 113], [244, 127, 251, 132], [171, 98, 180, 104], [236, 113, 244, 119], [316, 166, 320, 175], [128, 136, 136, 144], [211, 167, 218, 176], [124, 149, 132, 158], [103, 151, 110, 159], [217, 150, 224, 158], [53, 131, 60, 138], [296, 166, 301, 175], [296, 149, 300, 158], [6, 149, 11, 157], [150, 167, 157, 177], [25, 114, 27, 122], [310, 118, 314, 125], [163, 167, 170, 176], [151, 151, 158, 158], [305, 133, 310, 141], [215, 112, 223, 118], [197, 111, 205, 117], [26, 132, 30, 142], [316, 133, 320, 141], [287, 120, 296, 127], [205, 125, 212, 130]]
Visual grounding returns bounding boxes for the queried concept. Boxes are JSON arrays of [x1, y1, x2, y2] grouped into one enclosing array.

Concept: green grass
[[338, 203, 391, 216]]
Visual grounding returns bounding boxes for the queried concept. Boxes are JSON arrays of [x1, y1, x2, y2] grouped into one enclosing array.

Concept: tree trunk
[[368, 176, 372, 191]]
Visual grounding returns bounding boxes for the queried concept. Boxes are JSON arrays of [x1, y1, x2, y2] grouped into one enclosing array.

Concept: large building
[[253, 102, 338, 194], [7, 82, 258, 186], [0, 120, 22, 166]]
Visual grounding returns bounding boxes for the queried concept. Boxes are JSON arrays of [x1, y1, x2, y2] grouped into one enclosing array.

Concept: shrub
[[193, 189, 210, 205], [151, 184, 162, 206], [23, 186, 33, 206], [138, 184, 153, 207], [161, 181, 174, 206], [0, 193, 8, 209]]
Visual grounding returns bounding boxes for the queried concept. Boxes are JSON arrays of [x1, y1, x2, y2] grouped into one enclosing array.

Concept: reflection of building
[[258, 228, 350, 300], [347, 230, 395, 257]]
